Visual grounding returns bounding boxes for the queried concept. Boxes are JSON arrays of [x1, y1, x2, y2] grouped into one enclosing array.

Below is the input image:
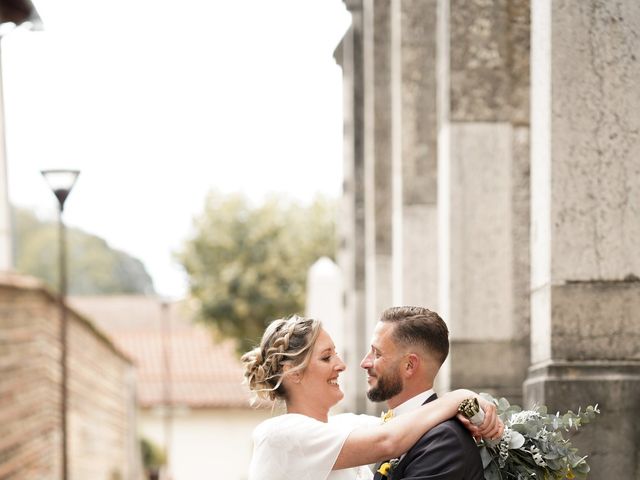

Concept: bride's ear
[[283, 364, 302, 384]]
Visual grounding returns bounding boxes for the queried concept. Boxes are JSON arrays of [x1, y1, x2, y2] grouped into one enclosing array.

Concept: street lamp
[[41, 169, 80, 480]]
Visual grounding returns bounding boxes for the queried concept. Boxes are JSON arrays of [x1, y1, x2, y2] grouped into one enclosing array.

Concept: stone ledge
[[526, 360, 640, 381]]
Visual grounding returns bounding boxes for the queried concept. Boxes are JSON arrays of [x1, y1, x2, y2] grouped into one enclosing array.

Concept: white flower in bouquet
[[458, 394, 600, 480]]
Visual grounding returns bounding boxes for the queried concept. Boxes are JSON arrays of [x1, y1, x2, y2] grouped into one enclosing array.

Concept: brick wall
[[0, 273, 141, 480]]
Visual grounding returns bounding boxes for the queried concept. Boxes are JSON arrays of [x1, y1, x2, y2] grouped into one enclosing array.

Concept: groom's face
[[360, 321, 404, 403]]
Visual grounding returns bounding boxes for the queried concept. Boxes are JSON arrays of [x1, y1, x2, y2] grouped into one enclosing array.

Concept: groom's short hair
[[380, 306, 449, 366]]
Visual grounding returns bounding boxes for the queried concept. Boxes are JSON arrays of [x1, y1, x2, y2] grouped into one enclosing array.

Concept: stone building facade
[[0, 273, 141, 479], [335, 0, 640, 477]]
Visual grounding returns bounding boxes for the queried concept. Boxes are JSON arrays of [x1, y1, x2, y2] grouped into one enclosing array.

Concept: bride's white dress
[[248, 412, 380, 480]]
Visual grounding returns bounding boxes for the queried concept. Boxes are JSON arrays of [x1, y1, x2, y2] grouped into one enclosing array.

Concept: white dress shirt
[[391, 389, 436, 461], [393, 389, 435, 417]]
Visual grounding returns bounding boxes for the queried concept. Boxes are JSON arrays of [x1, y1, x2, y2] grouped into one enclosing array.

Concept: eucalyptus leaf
[[480, 447, 493, 468], [508, 431, 525, 449], [574, 462, 590, 474], [484, 460, 502, 480], [497, 398, 511, 412], [474, 393, 599, 480], [511, 424, 528, 434]]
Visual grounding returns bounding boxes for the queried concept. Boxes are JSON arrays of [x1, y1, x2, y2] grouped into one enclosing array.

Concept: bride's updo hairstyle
[[242, 315, 321, 401]]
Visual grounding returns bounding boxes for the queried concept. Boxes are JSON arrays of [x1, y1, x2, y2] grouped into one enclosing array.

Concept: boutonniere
[[377, 458, 400, 479], [378, 410, 398, 478], [380, 409, 394, 423]]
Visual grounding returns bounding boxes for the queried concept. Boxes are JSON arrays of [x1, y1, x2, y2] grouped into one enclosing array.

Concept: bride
[[242, 315, 502, 480]]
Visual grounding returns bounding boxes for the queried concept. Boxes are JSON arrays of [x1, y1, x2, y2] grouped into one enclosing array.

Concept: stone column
[[438, 0, 531, 402], [525, 1, 640, 477], [391, 0, 439, 309], [336, 0, 368, 414], [363, 0, 393, 351], [306, 257, 344, 354]]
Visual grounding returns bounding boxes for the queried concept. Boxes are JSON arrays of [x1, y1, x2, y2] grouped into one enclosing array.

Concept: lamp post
[[41, 169, 80, 480], [161, 301, 172, 479]]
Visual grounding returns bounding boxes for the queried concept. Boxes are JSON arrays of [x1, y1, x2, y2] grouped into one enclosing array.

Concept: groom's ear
[[404, 353, 420, 377]]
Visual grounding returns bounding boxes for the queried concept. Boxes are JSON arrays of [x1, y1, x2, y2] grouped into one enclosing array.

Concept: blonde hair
[[241, 315, 322, 401]]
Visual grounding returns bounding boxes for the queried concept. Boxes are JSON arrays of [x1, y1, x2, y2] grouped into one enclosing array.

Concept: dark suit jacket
[[374, 393, 484, 480]]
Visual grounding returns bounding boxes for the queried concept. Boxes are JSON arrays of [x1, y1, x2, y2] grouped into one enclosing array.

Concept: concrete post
[[437, 0, 531, 402], [363, 0, 393, 365], [525, 1, 640, 477], [336, 0, 368, 413], [391, 0, 439, 309]]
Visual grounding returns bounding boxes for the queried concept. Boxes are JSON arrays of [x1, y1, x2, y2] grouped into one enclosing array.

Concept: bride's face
[[295, 328, 346, 409]]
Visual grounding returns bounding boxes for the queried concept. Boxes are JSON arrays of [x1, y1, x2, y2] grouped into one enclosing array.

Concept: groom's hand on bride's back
[[456, 398, 504, 442]]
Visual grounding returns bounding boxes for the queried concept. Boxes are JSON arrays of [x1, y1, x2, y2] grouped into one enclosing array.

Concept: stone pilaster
[[363, 0, 393, 355], [525, 1, 640, 476], [336, 0, 368, 414], [438, 0, 531, 403], [391, 0, 439, 308]]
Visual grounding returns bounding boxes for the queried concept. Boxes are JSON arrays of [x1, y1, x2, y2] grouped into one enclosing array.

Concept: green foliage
[[13, 207, 155, 295], [179, 192, 337, 352], [478, 393, 600, 480], [139, 436, 166, 470]]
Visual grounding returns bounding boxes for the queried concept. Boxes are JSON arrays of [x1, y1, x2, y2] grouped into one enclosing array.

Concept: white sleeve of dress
[[248, 414, 357, 480]]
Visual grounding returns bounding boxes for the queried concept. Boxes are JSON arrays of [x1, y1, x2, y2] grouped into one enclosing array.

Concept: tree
[[13, 207, 155, 295], [179, 192, 337, 352]]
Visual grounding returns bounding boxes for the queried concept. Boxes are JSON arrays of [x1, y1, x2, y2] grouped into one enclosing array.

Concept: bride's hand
[[456, 397, 504, 441]]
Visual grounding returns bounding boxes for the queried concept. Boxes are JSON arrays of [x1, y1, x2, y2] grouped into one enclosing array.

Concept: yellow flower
[[566, 468, 575, 479], [381, 410, 394, 423], [377, 462, 391, 476]]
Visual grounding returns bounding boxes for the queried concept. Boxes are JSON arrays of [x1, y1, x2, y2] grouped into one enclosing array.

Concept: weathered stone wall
[[394, 0, 439, 310], [338, 0, 530, 404], [363, 0, 393, 371], [339, 0, 441, 412], [335, 0, 369, 414], [526, 0, 640, 477], [338, 2, 640, 472], [0, 273, 140, 479], [438, 0, 531, 403]]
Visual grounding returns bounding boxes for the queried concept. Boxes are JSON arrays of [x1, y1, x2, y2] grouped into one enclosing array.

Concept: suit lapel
[[376, 393, 439, 479], [392, 393, 439, 475], [424, 392, 438, 404]]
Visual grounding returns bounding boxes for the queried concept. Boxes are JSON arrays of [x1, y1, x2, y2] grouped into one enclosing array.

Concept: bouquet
[[458, 394, 600, 479]]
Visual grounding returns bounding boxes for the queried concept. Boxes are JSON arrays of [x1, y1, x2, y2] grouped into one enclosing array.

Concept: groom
[[360, 306, 484, 479]]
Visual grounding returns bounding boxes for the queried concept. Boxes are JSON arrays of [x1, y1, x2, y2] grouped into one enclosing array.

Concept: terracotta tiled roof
[[70, 295, 258, 409]]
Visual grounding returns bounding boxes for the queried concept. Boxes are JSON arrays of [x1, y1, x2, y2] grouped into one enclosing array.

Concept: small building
[[71, 295, 270, 480], [0, 273, 141, 479]]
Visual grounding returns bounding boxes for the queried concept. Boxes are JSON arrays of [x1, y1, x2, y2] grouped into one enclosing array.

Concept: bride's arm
[[333, 389, 501, 470]]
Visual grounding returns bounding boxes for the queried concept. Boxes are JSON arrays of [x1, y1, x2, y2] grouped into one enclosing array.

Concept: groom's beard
[[366, 366, 403, 402]]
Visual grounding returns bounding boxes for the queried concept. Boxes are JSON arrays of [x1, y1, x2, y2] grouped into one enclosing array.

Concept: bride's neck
[[286, 399, 329, 423]]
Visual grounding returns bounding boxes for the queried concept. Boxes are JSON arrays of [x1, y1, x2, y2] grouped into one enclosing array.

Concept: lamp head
[[41, 169, 80, 210]]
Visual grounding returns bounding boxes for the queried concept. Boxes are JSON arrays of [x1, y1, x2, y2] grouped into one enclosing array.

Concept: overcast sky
[[3, 0, 351, 298]]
